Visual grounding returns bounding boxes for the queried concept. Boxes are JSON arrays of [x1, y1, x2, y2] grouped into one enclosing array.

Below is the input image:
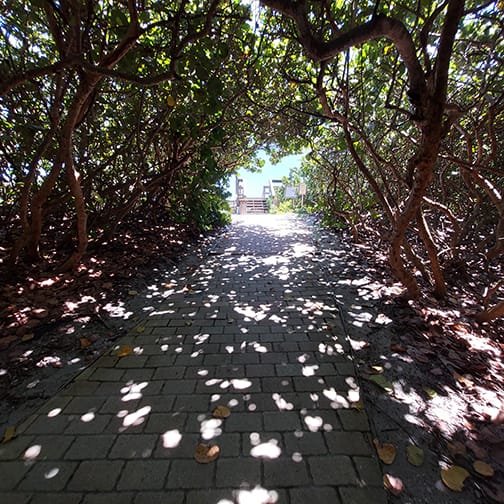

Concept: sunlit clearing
[[216, 500, 233, 504], [197, 369, 209, 376], [123, 406, 151, 427], [225, 346, 234, 353], [44, 467, 59, 479], [231, 379, 252, 390], [235, 486, 279, 504], [211, 394, 221, 402], [252, 343, 268, 353], [304, 415, 323, 432], [201, 418, 222, 440], [162, 429, 182, 448], [250, 441, 281, 459], [81, 412, 95, 423], [24, 444, 41, 460], [47, 408, 62, 418]]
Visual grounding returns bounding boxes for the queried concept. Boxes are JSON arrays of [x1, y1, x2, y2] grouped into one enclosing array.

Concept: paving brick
[[67, 460, 124, 491], [121, 368, 154, 382], [232, 353, 260, 364], [64, 414, 112, 435], [82, 494, 134, 504], [308, 455, 358, 485], [115, 355, 149, 368], [0, 461, 32, 490], [0, 435, 36, 461], [162, 379, 196, 394], [302, 409, 342, 432], [338, 486, 388, 504], [353, 456, 383, 486], [166, 459, 214, 489], [25, 414, 72, 435], [325, 432, 372, 455], [0, 493, 32, 504], [117, 460, 169, 490], [134, 491, 184, 504], [338, 410, 370, 431], [18, 461, 77, 491], [216, 458, 261, 487], [38, 395, 72, 414], [261, 377, 294, 392], [263, 411, 301, 431], [64, 434, 116, 459], [224, 412, 262, 432], [109, 434, 158, 459], [186, 489, 235, 504], [173, 394, 209, 412], [31, 493, 83, 504], [275, 363, 303, 376], [89, 368, 125, 382], [293, 376, 326, 392], [152, 366, 186, 380], [290, 487, 341, 504], [284, 431, 328, 455], [144, 413, 187, 433], [139, 395, 175, 413], [245, 364, 276, 377], [264, 458, 310, 487], [259, 352, 288, 364], [100, 396, 140, 414], [63, 396, 106, 414], [61, 381, 100, 396]]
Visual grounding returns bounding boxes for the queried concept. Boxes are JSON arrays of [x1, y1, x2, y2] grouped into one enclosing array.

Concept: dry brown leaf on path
[[115, 344, 133, 357], [447, 441, 467, 457], [367, 374, 393, 393], [2, 426, 16, 444], [441, 465, 470, 492], [384, 474, 404, 496], [373, 439, 397, 464], [194, 443, 220, 463], [406, 444, 424, 466], [80, 337, 92, 349], [473, 460, 495, 477], [212, 405, 231, 418]]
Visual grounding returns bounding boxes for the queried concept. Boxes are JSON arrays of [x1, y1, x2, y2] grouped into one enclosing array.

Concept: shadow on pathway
[[0, 214, 386, 504]]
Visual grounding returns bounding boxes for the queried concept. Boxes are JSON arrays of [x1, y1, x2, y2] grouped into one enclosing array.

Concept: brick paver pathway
[[0, 214, 386, 504]]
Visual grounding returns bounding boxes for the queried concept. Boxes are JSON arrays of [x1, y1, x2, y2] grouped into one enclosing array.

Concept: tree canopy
[[0, 0, 502, 319]]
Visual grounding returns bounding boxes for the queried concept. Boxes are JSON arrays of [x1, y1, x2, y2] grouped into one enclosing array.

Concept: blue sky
[[226, 152, 304, 199]]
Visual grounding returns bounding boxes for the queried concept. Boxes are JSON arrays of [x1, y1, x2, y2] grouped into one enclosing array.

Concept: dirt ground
[[1, 215, 503, 502]]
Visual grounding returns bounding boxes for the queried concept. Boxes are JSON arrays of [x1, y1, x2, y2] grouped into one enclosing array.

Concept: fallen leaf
[[473, 460, 495, 477], [422, 387, 438, 399], [447, 441, 467, 457], [135, 326, 145, 333], [212, 405, 231, 418], [374, 439, 397, 464], [369, 365, 384, 374], [384, 474, 404, 496], [21, 333, 34, 342], [453, 371, 474, 388], [0, 335, 18, 349], [441, 465, 470, 492], [406, 444, 424, 466], [80, 337, 92, 349], [350, 401, 364, 412], [2, 426, 16, 444], [194, 443, 220, 464], [390, 343, 407, 353], [128, 290, 138, 296], [367, 374, 393, 392], [116, 345, 133, 357]]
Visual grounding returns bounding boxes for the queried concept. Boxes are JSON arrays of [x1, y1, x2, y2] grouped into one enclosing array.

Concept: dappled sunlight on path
[[0, 214, 385, 504]]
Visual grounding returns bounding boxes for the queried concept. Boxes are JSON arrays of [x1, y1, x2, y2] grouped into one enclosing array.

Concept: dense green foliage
[[0, 1, 502, 317]]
